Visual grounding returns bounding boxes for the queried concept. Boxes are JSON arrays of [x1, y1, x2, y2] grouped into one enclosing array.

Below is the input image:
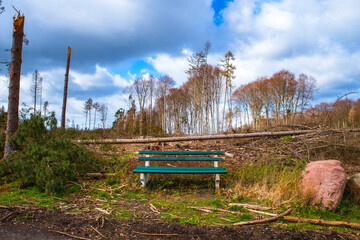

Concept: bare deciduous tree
[[83, 98, 93, 130], [220, 51, 236, 132], [93, 102, 100, 129], [99, 104, 108, 129]]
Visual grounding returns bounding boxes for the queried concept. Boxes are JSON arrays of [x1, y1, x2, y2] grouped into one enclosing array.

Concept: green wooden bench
[[133, 151, 227, 189]]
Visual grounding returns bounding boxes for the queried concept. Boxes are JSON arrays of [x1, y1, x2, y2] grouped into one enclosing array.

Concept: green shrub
[[0, 112, 103, 193]]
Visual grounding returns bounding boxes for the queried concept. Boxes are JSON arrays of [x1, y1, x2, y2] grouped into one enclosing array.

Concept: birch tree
[[220, 51, 236, 131]]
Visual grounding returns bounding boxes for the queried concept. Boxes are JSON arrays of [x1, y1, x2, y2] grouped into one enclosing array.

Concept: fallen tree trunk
[[283, 216, 360, 229], [77, 129, 360, 144]]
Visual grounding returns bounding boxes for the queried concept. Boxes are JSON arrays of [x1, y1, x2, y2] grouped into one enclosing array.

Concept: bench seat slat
[[133, 166, 227, 174], [139, 157, 223, 161], [139, 151, 224, 155]]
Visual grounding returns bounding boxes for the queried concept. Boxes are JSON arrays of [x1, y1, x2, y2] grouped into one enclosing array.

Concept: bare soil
[[0, 206, 358, 240]]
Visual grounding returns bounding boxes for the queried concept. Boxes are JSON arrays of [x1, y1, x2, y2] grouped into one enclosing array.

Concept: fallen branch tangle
[[77, 129, 360, 144], [233, 208, 293, 226]]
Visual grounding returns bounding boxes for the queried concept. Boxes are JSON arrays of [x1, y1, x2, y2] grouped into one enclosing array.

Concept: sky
[[0, 0, 360, 128]]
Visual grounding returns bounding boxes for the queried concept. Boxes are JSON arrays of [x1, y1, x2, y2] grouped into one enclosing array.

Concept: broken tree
[[4, 12, 25, 159], [61, 46, 71, 128]]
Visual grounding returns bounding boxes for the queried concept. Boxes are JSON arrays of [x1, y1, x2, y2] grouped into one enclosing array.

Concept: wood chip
[[95, 207, 111, 215], [150, 204, 161, 214]]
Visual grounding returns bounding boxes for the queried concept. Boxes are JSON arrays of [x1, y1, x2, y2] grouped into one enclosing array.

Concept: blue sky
[[0, 0, 360, 128]]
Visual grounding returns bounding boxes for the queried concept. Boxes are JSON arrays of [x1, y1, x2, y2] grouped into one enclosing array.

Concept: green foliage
[[0, 112, 102, 193], [281, 135, 293, 142]]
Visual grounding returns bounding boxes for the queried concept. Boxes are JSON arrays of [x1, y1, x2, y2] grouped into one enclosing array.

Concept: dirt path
[[0, 207, 358, 240]]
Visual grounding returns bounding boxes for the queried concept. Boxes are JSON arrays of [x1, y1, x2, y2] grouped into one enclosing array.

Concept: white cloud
[[221, 0, 360, 102], [71, 65, 129, 89], [147, 51, 191, 86]]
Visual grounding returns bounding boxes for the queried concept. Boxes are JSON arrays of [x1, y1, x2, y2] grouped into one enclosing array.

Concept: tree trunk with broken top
[[3, 12, 25, 159]]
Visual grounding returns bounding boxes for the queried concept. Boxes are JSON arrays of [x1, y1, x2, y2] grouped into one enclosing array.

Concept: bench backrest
[[139, 151, 224, 155]]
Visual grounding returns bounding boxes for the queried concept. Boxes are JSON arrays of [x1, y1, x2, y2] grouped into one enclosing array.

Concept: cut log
[[283, 216, 360, 229], [77, 129, 360, 144]]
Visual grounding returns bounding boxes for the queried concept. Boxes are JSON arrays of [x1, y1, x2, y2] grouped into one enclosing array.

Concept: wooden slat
[[133, 166, 227, 174], [139, 151, 224, 155], [138, 157, 223, 161]]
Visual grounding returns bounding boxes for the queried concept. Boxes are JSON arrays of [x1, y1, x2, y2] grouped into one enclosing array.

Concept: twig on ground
[[90, 225, 106, 238], [95, 207, 111, 215], [48, 230, 91, 240], [0, 212, 13, 222], [189, 206, 241, 215], [133, 231, 179, 236], [150, 204, 161, 214], [245, 208, 277, 216], [189, 206, 212, 213], [233, 208, 292, 226], [112, 184, 128, 191], [228, 203, 272, 210]]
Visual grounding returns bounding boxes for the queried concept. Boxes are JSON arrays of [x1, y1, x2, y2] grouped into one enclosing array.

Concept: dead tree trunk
[[61, 46, 71, 128], [4, 13, 25, 159]]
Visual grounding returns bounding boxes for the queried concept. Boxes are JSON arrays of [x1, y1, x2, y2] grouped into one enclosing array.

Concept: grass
[[1, 177, 360, 235], [1, 145, 360, 236], [231, 157, 307, 207]]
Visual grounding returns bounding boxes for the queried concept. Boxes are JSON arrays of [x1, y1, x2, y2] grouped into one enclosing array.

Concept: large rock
[[301, 160, 346, 210]]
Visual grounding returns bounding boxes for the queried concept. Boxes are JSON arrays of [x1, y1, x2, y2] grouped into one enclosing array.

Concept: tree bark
[[61, 46, 71, 128], [3, 13, 25, 159]]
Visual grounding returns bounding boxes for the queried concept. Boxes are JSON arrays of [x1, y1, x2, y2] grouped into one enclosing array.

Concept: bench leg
[[140, 173, 146, 187], [140, 173, 150, 187], [145, 173, 150, 185], [215, 174, 220, 190]]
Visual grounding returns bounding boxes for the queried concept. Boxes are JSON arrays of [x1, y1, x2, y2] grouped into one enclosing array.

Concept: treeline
[[305, 98, 360, 128], [111, 42, 356, 136], [113, 42, 236, 135], [232, 70, 317, 130]]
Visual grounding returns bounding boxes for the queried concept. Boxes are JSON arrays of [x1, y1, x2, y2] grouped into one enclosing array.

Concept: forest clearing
[[1, 125, 360, 239], [1, 1, 360, 239]]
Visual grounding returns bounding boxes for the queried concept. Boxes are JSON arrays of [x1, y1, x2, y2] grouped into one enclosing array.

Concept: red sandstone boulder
[[301, 160, 346, 210]]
